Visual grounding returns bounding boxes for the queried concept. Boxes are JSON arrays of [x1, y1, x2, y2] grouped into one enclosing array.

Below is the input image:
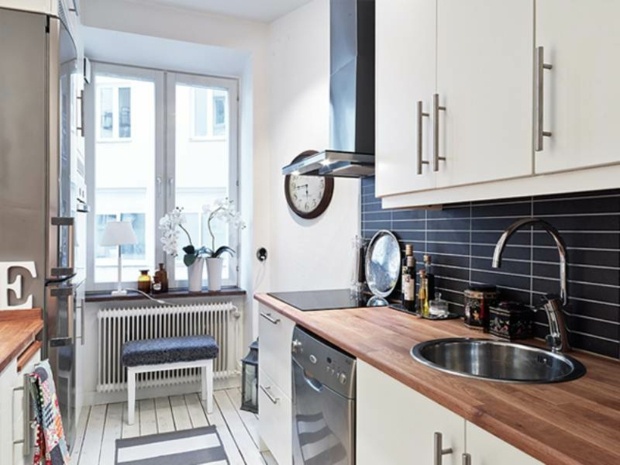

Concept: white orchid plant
[[159, 198, 246, 267]]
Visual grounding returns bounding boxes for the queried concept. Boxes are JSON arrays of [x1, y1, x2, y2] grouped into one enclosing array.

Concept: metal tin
[[489, 301, 534, 340], [463, 284, 498, 331]]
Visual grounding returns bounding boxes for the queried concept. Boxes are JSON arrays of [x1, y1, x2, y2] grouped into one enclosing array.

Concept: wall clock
[[284, 150, 334, 219]]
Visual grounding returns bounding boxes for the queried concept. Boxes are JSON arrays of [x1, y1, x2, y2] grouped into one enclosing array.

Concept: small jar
[[138, 269, 151, 294], [153, 263, 168, 294], [489, 301, 534, 340], [463, 284, 498, 331], [429, 293, 449, 317]]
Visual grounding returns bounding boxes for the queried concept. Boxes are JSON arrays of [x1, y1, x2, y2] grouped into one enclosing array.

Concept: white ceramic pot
[[206, 257, 223, 291], [187, 257, 205, 292]]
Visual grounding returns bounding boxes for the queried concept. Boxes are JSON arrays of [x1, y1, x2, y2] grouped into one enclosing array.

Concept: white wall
[[268, 0, 361, 291]]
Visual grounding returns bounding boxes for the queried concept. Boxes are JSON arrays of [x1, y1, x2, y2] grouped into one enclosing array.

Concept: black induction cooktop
[[268, 289, 386, 311]]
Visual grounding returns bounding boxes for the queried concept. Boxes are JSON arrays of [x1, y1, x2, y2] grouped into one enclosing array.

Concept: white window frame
[[96, 83, 133, 142], [189, 87, 229, 141], [85, 62, 239, 291]]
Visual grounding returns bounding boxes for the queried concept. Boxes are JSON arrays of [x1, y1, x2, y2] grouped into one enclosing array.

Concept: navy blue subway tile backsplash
[[361, 177, 620, 359]]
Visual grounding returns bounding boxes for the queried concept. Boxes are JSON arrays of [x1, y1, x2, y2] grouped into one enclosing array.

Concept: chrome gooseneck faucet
[[492, 218, 571, 353]]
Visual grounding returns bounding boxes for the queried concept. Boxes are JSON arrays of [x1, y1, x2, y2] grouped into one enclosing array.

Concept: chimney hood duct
[[282, 0, 375, 178]]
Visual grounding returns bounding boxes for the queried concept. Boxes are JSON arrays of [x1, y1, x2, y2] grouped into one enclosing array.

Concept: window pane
[[118, 87, 131, 138], [212, 92, 226, 137], [94, 75, 156, 283], [99, 87, 113, 138], [175, 83, 231, 282], [193, 87, 208, 138]]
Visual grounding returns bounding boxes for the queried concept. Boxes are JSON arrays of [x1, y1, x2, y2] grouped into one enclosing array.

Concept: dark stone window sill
[[85, 286, 246, 303]]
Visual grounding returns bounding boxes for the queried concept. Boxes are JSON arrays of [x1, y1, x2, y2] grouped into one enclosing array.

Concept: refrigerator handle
[[67, 291, 75, 341], [51, 217, 75, 274]]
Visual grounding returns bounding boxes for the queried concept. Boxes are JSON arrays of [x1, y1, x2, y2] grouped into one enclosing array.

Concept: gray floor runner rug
[[115, 425, 229, 465]]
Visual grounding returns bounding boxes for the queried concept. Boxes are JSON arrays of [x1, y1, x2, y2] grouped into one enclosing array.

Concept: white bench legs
[[126, 358, 214, 425]]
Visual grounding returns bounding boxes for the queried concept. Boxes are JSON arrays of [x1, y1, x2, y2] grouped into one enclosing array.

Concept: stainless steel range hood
[[282, 0, 375, 178]]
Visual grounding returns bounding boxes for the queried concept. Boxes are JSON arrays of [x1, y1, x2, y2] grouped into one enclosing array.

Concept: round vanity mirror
[[365, 230, 401, 298]]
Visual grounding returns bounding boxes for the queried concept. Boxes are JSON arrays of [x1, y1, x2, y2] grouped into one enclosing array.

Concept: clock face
[[288, 175, 327, 214], [284, 151, 335, 219]]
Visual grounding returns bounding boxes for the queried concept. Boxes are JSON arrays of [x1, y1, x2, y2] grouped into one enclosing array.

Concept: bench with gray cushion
[[121, 335, 219, 425]]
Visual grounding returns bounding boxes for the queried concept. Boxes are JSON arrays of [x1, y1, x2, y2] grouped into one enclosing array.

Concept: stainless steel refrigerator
[[0, 4, 87, 450]]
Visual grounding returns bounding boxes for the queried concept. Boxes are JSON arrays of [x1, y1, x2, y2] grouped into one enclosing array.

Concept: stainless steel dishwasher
[[292, 325, 356, 465]]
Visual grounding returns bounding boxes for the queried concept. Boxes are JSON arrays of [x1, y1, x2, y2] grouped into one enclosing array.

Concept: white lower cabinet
[[258, 305, 295, 465], [357, 360, 542, 465], [465, 422, 542, 465], [0, 349, 41, 465], [357, 360, 465, 465], [258, 369, 292, 465]]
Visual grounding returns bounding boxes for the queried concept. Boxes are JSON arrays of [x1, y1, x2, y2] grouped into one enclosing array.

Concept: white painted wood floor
[[72, 388, 277, 465]]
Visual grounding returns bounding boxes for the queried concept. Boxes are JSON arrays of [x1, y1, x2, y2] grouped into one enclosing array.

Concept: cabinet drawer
[[258, 369, 292, 465], [258, 305, 295, 396]]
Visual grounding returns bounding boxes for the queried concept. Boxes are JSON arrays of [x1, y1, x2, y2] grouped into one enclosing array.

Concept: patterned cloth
[[28, 359, 70, 465]]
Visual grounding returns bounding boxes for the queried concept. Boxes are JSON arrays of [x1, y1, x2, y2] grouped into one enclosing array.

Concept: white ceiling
[[134, 0, 314, 22]]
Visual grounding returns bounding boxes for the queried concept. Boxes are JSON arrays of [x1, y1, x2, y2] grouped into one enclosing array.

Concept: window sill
[[85, 286, 246, 303]]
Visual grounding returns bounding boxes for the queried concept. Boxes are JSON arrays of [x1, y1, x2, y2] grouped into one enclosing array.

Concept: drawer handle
[[462, 453, 472, 465], [260, 385, 280, 404], [259, 311, 280, 325], [434, 432, 453, 465]]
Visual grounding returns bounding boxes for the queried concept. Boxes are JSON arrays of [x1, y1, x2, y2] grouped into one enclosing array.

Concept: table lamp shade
[[101, 221, 137, 247]]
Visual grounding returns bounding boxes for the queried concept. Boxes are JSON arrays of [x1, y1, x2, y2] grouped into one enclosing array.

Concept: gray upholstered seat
[[121, 335, 219, 367]]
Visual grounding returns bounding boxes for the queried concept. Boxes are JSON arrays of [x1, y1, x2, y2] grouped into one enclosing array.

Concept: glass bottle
[[153, 262, 168, 293], [423, 254, 435, 299], [418, 269, 429, 317], [138, 269, 151, 294], [429, 292, 449, 317], [401, 244, 416, 313]]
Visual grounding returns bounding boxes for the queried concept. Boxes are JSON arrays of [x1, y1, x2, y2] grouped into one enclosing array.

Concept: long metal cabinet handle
[[80, 298, 86, 346], [417, 101, 430, 175], [260, 385, 280, 404], [535, 46, 553, 151], [433, 94, 447, 171], [68, 292, 75, 341], [77, 89, 84, 136], [51, 217, 75, 274], [434, 432, 453, 465], [259, 311, 280, 325], [462, 453, 472, 465]]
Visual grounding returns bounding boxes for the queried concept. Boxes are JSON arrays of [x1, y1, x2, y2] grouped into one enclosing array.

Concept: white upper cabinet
[[435, 0, 533, 187], [535, 0, 620, 174], [375, 0, 437, 197], [376, 0, 534, 198]]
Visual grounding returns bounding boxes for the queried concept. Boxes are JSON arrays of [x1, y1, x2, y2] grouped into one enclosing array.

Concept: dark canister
[[463, 284, 498, 331], [489, 301, 534, 340]]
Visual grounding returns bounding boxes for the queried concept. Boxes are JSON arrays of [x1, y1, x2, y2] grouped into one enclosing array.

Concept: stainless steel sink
[[411, 338, 586, 383]]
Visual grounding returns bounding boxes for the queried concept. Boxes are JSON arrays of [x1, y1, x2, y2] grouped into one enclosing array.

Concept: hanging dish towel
[[28, 359, 70, 465]]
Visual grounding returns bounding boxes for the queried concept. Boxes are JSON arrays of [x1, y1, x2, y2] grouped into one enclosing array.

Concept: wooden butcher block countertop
[[255, 293, 620, 465], [0, 309, 43, 374]]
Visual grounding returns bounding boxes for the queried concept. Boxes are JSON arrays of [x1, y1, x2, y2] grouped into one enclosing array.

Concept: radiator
[[97, 302, 241, 393]]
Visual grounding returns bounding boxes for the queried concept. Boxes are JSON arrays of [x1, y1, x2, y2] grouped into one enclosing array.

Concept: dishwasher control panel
[[292, 325, 356, 398]]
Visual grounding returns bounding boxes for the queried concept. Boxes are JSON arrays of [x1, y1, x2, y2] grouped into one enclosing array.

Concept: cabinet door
[[357, 360, 465, 465], [375, 0, 437, 197], [535, 0, 620, 173], [258, 369, 292, 465], [466, 422, 543, 465], [0, 360, 18, 465], [257, 305, 295, 396], [436, 0, 533, 187]]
